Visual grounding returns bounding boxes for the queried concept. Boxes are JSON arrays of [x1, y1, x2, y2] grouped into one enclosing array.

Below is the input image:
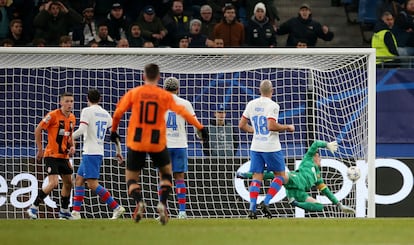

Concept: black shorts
[[127, 147, 171, 171], [44, 157, 73, 175]]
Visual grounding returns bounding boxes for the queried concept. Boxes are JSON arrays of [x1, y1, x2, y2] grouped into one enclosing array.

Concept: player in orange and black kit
[[111, 63, 208, 225], [27, 92, 76, 220]]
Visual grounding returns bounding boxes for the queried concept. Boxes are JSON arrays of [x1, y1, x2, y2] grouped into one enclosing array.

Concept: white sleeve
[[72, 122, 88, 139]]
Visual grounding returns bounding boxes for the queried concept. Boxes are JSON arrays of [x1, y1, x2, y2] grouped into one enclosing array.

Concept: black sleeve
[[384, 31, 399, 55]]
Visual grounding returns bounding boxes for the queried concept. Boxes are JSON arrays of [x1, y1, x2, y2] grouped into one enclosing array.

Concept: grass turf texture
[[1, 218, 412, 245]]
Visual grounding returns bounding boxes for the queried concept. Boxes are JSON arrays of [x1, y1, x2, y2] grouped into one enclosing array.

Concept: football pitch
[[1, 218, 412, 245]]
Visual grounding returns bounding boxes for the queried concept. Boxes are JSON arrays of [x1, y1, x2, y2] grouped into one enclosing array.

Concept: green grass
[[1, 218, 412, 245]]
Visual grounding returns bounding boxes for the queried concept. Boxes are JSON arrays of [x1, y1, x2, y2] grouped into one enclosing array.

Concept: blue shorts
[[249, 150, 285, 173], [77, 155, 103, 179], [168, 148, 188, 173]]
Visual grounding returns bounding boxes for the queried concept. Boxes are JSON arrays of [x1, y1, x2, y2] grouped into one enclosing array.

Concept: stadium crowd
[[0, 0, 336, 48]]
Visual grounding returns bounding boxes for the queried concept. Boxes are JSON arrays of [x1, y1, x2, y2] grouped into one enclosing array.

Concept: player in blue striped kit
[[239, 79, 295, 219], [163, 77, 199, 219]]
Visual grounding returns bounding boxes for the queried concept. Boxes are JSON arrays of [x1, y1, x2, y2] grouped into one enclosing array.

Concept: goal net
[[0, 48, 375, 219]]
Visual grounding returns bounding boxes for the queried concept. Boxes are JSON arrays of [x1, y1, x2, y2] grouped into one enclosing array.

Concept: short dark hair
[[87, 89, 101, 103], [144, 63, 160, 80], [60, 92, 73, 100]]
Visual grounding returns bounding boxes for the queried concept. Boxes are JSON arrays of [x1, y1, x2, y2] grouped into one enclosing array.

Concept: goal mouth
[[0, 48, 375, 218]]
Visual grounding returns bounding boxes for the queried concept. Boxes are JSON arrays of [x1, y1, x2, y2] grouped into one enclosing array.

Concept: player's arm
[[238, 116, 254, 133], [72, 122, 88, 140], [267, 118, 294, 132], [34, 123, 44, 162], [114, 137, 124, 165], [111, 91, 132, 133], [170, 98, 208, 141], [317, 181, 355, 214]]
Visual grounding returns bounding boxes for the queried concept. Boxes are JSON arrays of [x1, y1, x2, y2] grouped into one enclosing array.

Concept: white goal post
[[0, 47, 376, 219]]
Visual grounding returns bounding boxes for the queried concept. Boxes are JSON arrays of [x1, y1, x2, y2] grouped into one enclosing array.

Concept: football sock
[[61, 195, 70, 209], [175, 179, 186, 212], [33, 189, 47, 206], [249, 179, 261, 211], [263, 176, 284, 205], [72, 186, 85, 212], [159, 184, 172, 205], [96, 185, 119, 210]]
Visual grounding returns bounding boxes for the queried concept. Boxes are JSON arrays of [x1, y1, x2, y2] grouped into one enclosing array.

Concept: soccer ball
[[347, 166, 361, 182]]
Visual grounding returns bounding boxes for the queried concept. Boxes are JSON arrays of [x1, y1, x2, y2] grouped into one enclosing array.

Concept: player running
[[110, 63, 208, 225]]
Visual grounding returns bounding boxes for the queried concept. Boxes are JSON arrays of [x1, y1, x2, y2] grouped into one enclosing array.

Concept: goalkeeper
[[237, 140, 355, 213]]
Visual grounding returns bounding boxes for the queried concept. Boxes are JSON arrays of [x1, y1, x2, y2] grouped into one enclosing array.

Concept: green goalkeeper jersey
[[284, 140, 327, 191]]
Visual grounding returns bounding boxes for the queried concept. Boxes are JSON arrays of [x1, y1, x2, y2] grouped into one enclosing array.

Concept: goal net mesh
[[0, 48, 371, 219]]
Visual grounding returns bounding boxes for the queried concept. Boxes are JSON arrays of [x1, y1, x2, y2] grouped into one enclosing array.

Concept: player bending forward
[[238, 140, 355, 214]]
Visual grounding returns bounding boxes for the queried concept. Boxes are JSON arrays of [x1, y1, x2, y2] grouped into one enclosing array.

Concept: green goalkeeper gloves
[[337, 202, 355, 214]]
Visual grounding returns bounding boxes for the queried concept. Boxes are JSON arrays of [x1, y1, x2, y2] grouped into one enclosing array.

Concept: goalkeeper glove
[[326, 141, 338, 153], [110, 131, 121, 143], [197, 127, 209, 142], [337, 202, 355, 214]]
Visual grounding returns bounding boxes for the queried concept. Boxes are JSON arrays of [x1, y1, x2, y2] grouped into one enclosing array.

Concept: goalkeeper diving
[[237, 140, 355, 214]]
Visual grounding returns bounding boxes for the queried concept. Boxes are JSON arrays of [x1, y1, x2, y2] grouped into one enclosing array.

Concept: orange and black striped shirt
[[40, 109, 76, 159]]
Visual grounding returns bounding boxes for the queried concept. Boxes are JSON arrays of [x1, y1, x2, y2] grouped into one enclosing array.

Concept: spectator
[[191, 0, 209, 19], [296, 40, 308, 48], [208, 0, 246, 23], [203, 104, 238, 157], [0, 0, 12, 40], [93, 0, 113, 23], [116, 37, 129, 47], [136, 5, 167, 47], [72, 6, 98, 46], [7, 19, 30, 46], [1, 38, 13, 46], [9, 0, 36, 42], [199, 4, 217, 42], [188, 18, 208, 47], [178, 34, 190, 48], [162, 0, 192, 47], [88, 22, 116, 47], [106, 2, 130, 42], [143, 40, 155, 48], [127, 23, 145, 47], [213, 37, 224, 47], [212, 4, 245, 47], [277, 3, 334, 47], [245, 0, 280, 28], [59, 35, 72, 47], [89, 39, 99, 47], [33, 1, 82, 46], [32, 37, 46, 47], [245, 2, 277, 48], [394, 0, 414, 56], [372, 11, 400, 68]]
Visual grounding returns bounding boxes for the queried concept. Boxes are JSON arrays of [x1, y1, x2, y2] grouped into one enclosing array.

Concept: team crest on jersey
[[43, 114, 51, 123]]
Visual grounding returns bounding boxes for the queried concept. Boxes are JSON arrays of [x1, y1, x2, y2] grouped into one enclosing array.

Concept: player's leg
[[71, 158, 86, 219], [171, 148, 188, 219], [289, 193, 324, 212], [126, 149, 146, 222], [151, 148, 173, 225], [83, 155, 124, 219], [71, 173, 85, 220], [247, 151, 265, 219], [260, 151, 286, 218], [58, 158, 74, 219], [27, 157, 60, 219]]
